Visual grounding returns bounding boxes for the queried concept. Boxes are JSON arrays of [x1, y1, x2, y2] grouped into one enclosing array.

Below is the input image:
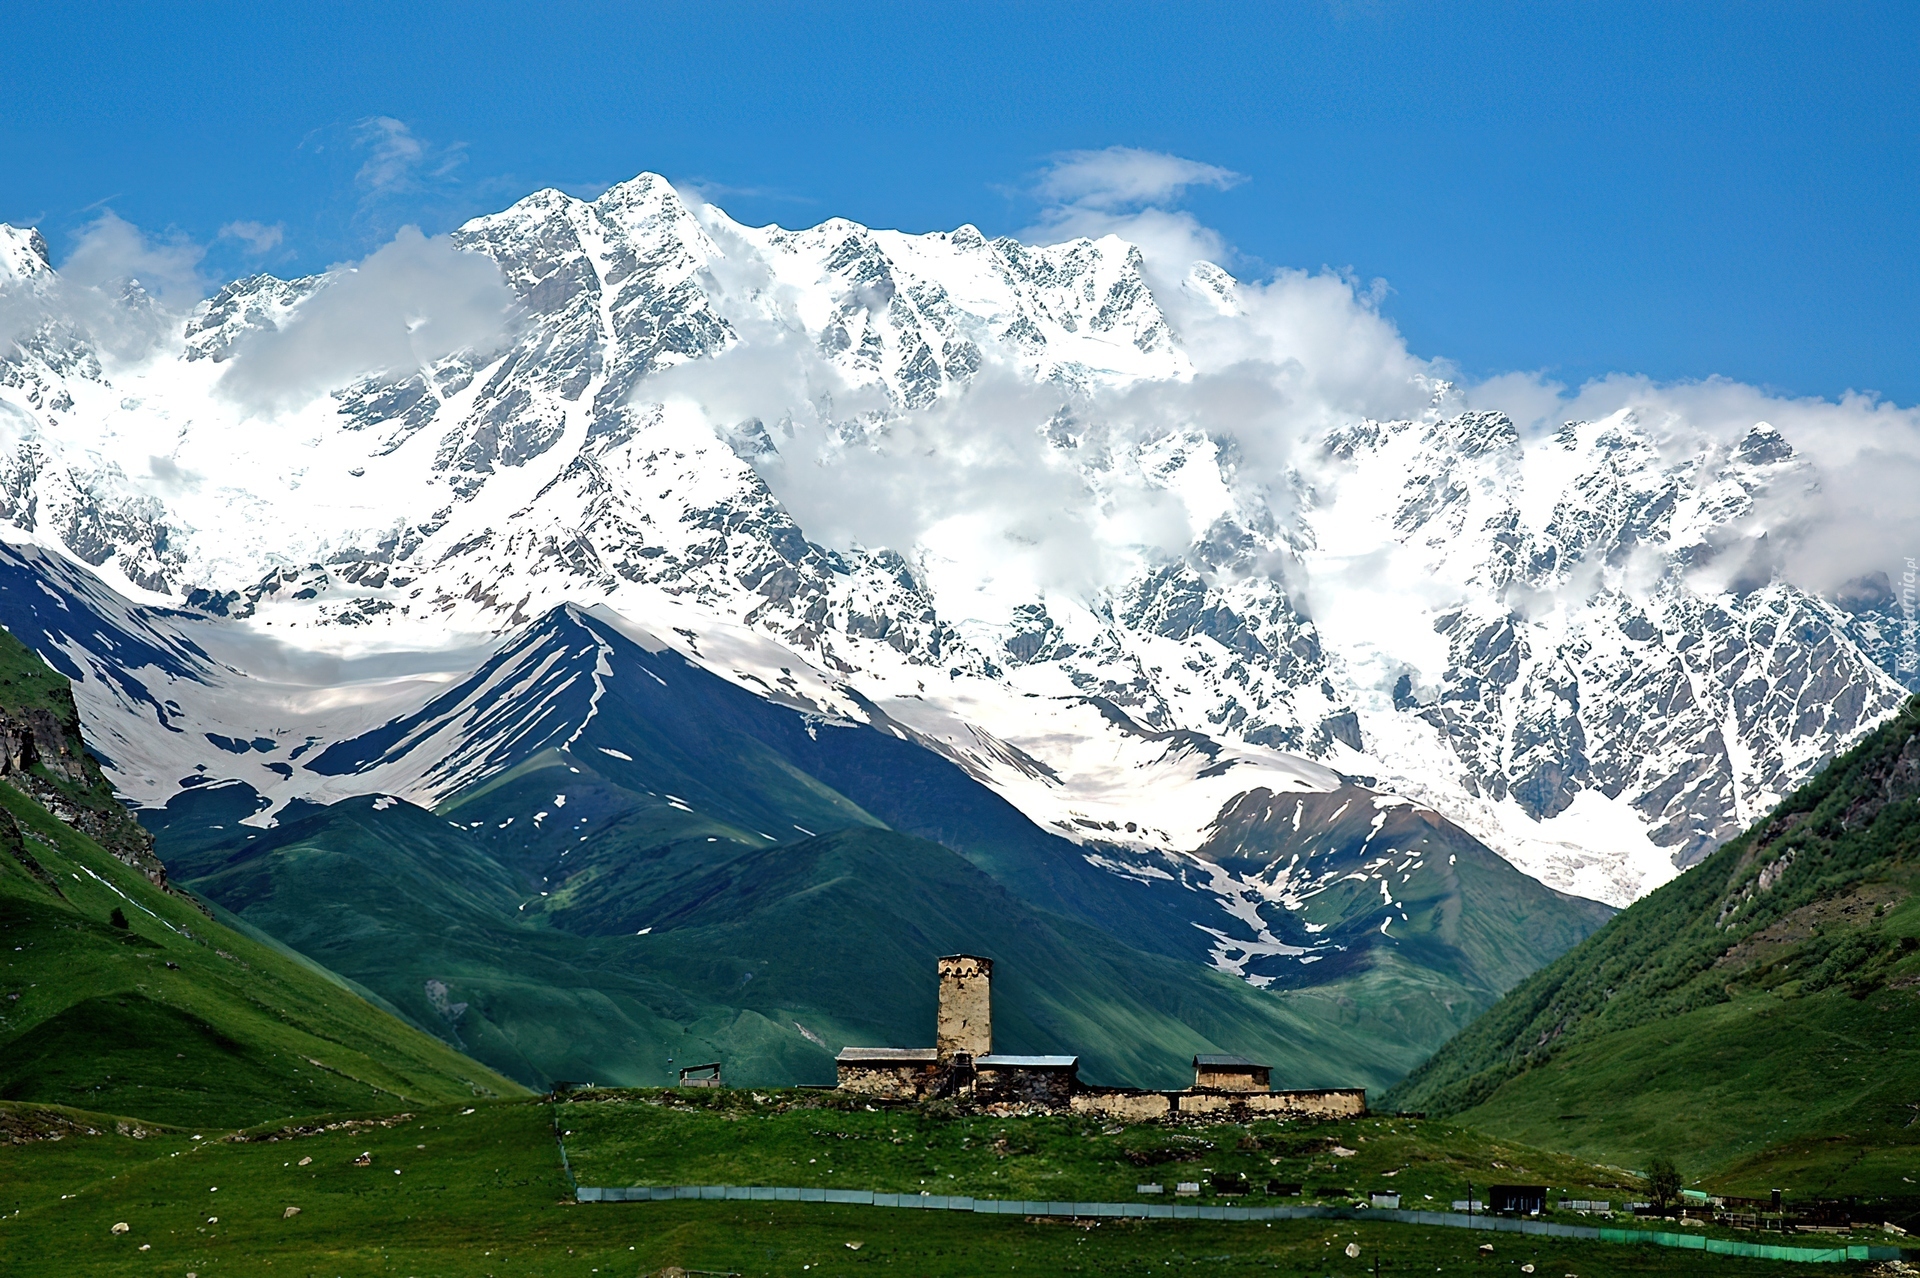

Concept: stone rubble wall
[[835, 1063, 944, 1100]]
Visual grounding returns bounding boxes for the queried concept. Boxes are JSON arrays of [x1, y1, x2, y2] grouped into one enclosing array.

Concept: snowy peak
[[0, 224, 53, 283], [0, 173, 1909, 915]]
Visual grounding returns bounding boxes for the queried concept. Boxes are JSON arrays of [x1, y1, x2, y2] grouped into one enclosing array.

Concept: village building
[[834, 956, 1084, 1104], [833, 954, 1367, 1119], [1192, 1054, 1271, 1091]]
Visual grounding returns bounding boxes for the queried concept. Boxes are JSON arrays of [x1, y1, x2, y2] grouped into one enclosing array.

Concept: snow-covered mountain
[[0, 175, 1909, 909]]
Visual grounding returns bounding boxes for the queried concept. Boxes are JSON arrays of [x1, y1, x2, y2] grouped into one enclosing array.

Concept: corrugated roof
[[976, 1054, 1078, 1068], [1193, 1054, 1267, 1069], [834, 1047, 938, 1063]]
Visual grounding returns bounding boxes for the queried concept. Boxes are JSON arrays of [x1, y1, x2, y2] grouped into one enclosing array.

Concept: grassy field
[[0, 1094, 1844, 1278], [558, 1088, 1644, 1209]]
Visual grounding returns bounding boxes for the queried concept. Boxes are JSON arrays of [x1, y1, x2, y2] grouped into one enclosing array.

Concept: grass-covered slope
[[0, 620, 170, 885], [1384, 698, 1920, 1189], [0, 626, 524, 1127], [160, 788, 1409, 1092]]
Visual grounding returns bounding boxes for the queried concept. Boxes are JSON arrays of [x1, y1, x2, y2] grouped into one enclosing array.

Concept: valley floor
[[0, 1094, 1901, 1277]]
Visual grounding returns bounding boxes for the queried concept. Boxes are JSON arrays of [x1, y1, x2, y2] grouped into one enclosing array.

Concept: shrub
[[1644, 1156, 1681, 1212]]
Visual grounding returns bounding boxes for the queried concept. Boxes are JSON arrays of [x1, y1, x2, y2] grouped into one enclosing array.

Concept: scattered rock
[[297, 1156, 312, 1166], [282, 1206, 300, 1219], [846, 1241, 862, 1250], [353, 1152, 372, 1166], [110, 1222, 129, 1235], [1344, 1243, 1361, 1258]]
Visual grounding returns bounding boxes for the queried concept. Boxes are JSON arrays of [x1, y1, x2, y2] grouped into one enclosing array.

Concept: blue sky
[[4, 1, 1916, 403]]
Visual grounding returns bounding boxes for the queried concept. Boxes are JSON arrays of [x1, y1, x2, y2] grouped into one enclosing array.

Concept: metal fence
[[574, 1184, 1907, 1264]]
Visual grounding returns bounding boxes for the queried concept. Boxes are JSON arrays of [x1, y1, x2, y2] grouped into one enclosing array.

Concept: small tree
[[1645, 1156, 1681, 1213], [109, 907, 129, 930]]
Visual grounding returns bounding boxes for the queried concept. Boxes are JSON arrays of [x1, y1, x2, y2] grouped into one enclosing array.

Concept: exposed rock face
[[0, 704, 87, 785], [0, 646, 169, 890]]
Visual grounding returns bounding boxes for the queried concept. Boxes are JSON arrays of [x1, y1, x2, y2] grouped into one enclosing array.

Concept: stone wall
[[835, 1062, 943, 1100], [1070, 1089, 1174, 1120], [1070, 1087, 1367, 1121], [974, 1065, 1074, 1109], [1176, 1088, 1367, 1120]]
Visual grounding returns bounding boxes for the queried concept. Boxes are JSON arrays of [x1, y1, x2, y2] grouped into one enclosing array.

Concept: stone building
[[1192, 1054, 1271, 1091], [835, 955, 1082, 1102], [834, 954, 1367, 1120]]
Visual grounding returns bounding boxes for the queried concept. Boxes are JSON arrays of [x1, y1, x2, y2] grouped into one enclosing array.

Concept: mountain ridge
[[137, 599, 1611, 1089], [0, 173, 1909, 912]]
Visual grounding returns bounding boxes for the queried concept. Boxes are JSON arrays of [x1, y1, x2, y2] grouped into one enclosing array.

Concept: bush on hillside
[[1644, 1156, 1681, 1212]]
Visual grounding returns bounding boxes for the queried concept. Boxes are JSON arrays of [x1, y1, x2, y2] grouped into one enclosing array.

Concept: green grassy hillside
[[0, 627, 525, 1128], [161, 789, 1422, 1092], [1384, 697, 1920, 1191]]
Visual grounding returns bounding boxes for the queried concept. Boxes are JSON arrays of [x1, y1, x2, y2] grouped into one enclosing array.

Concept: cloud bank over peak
[[0, 211, 209, 365], [1024, 147, 1249, 286], [215, 225, 516, 415], [5, 154, 1916, 618], [642, 160, 1920, 632]]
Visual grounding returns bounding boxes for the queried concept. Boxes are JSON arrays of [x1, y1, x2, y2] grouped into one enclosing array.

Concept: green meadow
[[0, 1095, 1843, 1278]]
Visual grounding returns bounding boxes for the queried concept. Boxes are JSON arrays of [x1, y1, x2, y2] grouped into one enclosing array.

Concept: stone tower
[[936, 954, 992, 1059]]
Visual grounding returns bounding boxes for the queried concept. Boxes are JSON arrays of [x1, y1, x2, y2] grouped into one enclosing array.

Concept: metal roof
[[1192, 1054, 1268, 1069], [835, 1047, 938, 1063], [976, 1054, 1079, 1068]]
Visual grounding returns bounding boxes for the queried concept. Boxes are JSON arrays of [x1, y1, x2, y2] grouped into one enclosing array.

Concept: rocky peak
[[0, 225, 53, 282]]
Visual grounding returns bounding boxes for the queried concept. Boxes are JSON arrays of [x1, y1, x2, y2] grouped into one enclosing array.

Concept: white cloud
[[635, 235, 1444, 619], [0, 212, 207, 364], [218, 220, 286, 256], [60, 210, 206, 306], [1033, 147, 1246, 211], [1023, 148, 1248, 292], [355, 116, 432, 194], [216, 225, 515, 414]]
